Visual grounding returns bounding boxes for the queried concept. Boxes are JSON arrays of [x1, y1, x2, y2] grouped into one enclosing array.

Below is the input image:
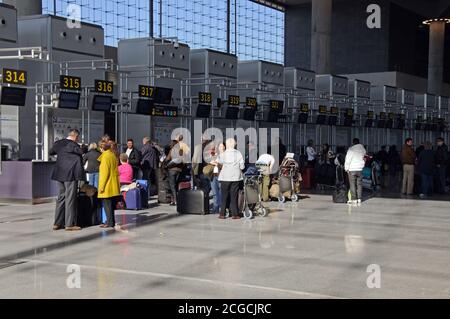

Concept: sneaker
[[218, 214, 226, 219], [347, 200, 356, 205], [357, 199, 362, 204], [419, 193, 426, 199]]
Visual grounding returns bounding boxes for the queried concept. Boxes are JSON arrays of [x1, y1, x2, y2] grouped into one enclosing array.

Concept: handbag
[[202, 164, 214, 179]]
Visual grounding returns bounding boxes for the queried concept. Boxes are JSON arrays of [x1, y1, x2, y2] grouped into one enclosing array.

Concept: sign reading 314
[[2, 68, 27, 86]]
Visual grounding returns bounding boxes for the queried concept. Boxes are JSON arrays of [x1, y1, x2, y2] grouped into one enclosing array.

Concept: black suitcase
[[77, 193, 100, 227], [333, 184, 348, 203], [177, 188, 210, 215]]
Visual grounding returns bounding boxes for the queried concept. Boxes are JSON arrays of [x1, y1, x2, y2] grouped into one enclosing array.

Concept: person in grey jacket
[[215, 138, 245, 220]]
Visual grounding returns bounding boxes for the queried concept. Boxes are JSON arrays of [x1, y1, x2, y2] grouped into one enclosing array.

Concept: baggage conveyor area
[[1, 195, 450, 299]]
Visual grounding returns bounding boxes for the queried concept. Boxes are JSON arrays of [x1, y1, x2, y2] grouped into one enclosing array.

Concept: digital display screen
[[377, 119, 386, 128], [266, 110, 279, 122], [379, 112, 387, 120], [300, 103, 309, 113], [60, 75, 81, 91], [196, 104, 211, 118], [136, 99, 154, 115], [397, 119, 405, 129], [328, 116, 338, 126], [0, 87, 27, 106], [92, 95, 113, 112], [344, 118, 353, 127], [139, 85, 155, 98], [319, 105, 328, 114], [151, 105, 178, 117], [367, 111, 374, 119], [246, 97, 257, 108], [298, 113, 308, 124], [58, 91, 81, 109], [199, 92, 212, 105], [154, 87, 173, 105], [365, 119, 373, 128], [270, 100, 284, 113], [346, 108, 354, 118], [228, 95, 240, 106], [243, 108, 256, 121], [225, 106, 240, 119], [316, 114, 327, 125], [330, 107, 339, 115], [388, 112, 395, 120], [2, 68, 27, 86], [95, 80, 113, 94]]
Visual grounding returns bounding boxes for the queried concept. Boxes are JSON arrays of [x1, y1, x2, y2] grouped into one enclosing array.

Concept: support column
[[3, 0, 42, 16], [425, 19, 449, 95], [311, 0, 332, 74]]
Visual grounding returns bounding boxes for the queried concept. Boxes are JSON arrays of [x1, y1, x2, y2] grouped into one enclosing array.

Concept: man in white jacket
[[344, 138, 367, 204]]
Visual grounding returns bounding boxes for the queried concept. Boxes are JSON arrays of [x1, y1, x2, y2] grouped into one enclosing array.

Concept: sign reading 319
[[2, 68, 27, 86], [95, 80, 113, 94]]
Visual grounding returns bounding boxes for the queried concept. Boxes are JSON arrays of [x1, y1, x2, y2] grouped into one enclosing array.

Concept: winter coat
[[344, 144, 367, 172], [97, 149, 120, 198]]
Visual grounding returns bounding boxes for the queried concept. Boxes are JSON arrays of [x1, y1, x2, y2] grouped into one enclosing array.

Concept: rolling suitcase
[[77, 193, 99, 227], [125, 187, 144, 210], [302, 167, 314, 189], [177, 188, 210, 215]]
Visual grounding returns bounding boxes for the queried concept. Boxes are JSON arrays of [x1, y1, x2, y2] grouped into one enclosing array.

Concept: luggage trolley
[[277, 154, 301, 203], [242, 168, 268, 219]]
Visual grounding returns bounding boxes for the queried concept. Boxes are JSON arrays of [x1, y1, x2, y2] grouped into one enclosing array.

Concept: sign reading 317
[[2, 68, 27, 86]]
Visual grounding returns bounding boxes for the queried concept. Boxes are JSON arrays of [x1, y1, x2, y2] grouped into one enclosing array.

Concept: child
[[118, 153, 133, 185]]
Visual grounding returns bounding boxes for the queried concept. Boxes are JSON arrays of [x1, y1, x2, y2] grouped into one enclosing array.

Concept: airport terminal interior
[[1, 0, 450, 299]]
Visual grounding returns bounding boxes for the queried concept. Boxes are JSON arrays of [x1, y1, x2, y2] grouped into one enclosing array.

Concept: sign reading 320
[[2, 68, 27, 86]]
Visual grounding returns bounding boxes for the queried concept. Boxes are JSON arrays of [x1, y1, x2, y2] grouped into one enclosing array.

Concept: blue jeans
[[211, 175, 221, 214], [421, 174, 433, 196], [88, 173, 99, 189]]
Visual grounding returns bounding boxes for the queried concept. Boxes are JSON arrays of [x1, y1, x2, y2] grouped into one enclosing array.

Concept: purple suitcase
[[125, 188, 143, 210]]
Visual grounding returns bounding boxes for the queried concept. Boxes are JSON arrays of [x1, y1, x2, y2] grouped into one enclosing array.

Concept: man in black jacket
[[141, 137, 160, 195], [50, 129, 85, 231], [125, 139, 142, 179], [435, 137, 448, 194]]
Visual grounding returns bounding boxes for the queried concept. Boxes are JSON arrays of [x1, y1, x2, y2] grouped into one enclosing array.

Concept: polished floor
[[0, 193, 450, 299]]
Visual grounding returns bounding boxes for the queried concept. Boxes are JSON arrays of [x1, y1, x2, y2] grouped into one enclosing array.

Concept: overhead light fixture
[[422, 18, 450, 25]]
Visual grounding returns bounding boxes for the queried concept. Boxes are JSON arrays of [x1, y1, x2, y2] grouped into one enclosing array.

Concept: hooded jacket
[[344, 144, 367, 172]]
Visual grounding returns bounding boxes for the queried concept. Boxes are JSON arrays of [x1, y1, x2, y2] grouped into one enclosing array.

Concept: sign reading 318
[[2, 68, 27, 86]]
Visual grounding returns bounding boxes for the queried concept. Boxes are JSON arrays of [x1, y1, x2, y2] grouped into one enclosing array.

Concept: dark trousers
[[142, 167, 156, 198], [102, 198, 116, 227], [348, 171, 363, 200], [421, 174, 434, 196], [54, 181, 78, 227], [168, 170, 180, 203], [220, 181, 240, 217], [436, 166, 447, 193]]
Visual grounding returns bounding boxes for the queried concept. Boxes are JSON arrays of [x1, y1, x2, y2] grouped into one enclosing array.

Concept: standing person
[[418, 142, 435, 198], [176, 134, 191, 163], [164, 140, 184, 206], [377, 145, 389, 173], [50, 129, 85, 231], [211, 142, 225, 214], [401, 138, 416, 196], [192, 134, 212, 196], [83, 142, 101, 188], [344, 138, 367, 205], [320, 143, 330, 164], [386, 145, 401, 189], [125, 139, 141, 180], [434, 137, 448, 194], [306, 140, 317, 167], [141, 137, 159, 194], [98, 141, 121, 229], [217, 138, 245, 219], [118, 153, 133, 185], [278, 138, 287, 166]]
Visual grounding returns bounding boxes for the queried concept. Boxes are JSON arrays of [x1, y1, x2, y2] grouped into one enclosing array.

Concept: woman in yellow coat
[[98, 141, 120, 228]]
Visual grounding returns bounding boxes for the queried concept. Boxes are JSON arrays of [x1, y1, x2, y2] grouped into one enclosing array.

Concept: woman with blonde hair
[[97, 141, 121, 228]]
